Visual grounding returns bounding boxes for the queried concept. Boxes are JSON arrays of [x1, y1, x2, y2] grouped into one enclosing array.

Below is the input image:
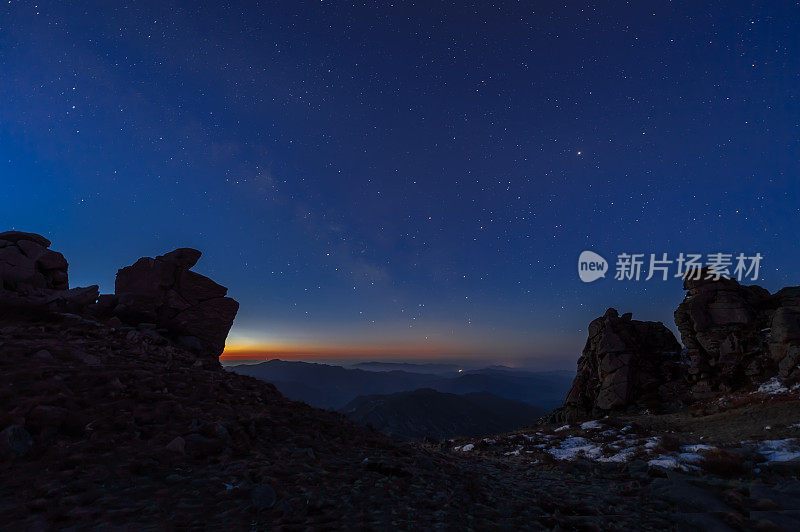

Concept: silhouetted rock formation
[[561, 308, 685, 420], [0, 230, 99, 312], [0, 231, 238, 359], [111, 248, 239, 358], [0, 231, 67, 290], [556, 276, 800, 421], [675, 274, 800, 397]]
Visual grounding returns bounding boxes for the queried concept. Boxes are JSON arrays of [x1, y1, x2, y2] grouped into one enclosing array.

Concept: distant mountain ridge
[[340, 388, 545, 441], [228, 359, 573, 410], [352, 361, 461, 374]]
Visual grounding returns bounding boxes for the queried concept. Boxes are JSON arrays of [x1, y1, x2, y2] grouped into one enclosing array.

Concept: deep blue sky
[[1, 1, 798, 368]]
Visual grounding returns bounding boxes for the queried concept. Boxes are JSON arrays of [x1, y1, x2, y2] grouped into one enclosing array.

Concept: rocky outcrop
[[558, 276, 800, 421], [111, 248, 239, 358], [674, 276, 800, 397], [0, 231, 238, 360], [0, 230, 99, 313], [562, 308, 685, 419], [0, 231, 68, 291]]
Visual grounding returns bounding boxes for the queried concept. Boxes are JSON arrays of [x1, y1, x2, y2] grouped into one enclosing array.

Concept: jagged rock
[[63, 286, 101, 308], [0, 232, 238, 360], [674, 275, 800, 394], [0, 231, 101, 316], [0, 285, 100, 314], [0, 231, 67, 290], [88, 293, 118, 316], [159, 248, 202, 268], [561, 276, 800, 418], [36, 249, 68, 272], [114, 248, 238, 358], [563, 308, 685, 417]]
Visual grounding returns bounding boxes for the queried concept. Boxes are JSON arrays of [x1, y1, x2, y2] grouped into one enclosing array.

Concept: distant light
[[458, 369, 463, 373]]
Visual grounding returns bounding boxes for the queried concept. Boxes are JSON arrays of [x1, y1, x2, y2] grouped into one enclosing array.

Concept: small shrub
[[659, 434, 681, 452], [700, 449, 746, 477]]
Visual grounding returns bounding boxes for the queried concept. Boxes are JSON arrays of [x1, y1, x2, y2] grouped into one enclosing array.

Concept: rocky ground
[[1, 312, 799, 530], [450, 382, 800, 531], [4, 311, 790, 530]]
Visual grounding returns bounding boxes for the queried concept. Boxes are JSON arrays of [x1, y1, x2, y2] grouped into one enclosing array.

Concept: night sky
[[2, 1, 798, 368]]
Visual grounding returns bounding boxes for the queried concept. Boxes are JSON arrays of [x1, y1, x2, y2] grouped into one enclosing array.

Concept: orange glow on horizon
[[220, 342, 482, 361]]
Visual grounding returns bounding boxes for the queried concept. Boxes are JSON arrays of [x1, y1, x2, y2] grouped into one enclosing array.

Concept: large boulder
[[562, 308, 685, 419], [673, 275, 800, 397], [0, 230, 98, 313], [114, 248, 238, 358], [0, 231, 68, 291]]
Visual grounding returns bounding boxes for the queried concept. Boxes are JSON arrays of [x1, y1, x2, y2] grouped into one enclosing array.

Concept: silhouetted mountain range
[[351, 361, 461, 374], [228, 360, 573, 410], [340, 388, 545, 441]]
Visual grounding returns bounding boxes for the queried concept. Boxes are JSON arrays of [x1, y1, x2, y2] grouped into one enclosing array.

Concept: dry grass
[[658, 434, 681, 452], [700, 449, 746, 477]]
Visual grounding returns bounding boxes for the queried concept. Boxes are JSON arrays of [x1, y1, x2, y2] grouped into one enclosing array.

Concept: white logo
[[578, 251, 608, 283], [577, 251, 763, 283]]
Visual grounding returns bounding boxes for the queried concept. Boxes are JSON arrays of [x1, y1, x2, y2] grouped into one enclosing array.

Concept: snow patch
[[677, 452, 704, 464], [753, 377, 789, 395], [757, 439, 800, 462], [648, 455, 684, 470], [598, 449, 636, 463], [681, 444, 716, 453], [547, 436, 603, 461]]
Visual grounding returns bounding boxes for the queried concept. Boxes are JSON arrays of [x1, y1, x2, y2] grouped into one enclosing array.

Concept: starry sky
[[2, 1, 799, 368]]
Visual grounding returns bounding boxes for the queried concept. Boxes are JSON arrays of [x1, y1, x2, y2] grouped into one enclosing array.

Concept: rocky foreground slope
[[1, 311, 693, 529], [2, 232, 800, 529]]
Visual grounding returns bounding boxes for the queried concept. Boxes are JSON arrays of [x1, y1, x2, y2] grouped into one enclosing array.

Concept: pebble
[[166, 436, 186, 453], [251, 483, 277, 510]]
